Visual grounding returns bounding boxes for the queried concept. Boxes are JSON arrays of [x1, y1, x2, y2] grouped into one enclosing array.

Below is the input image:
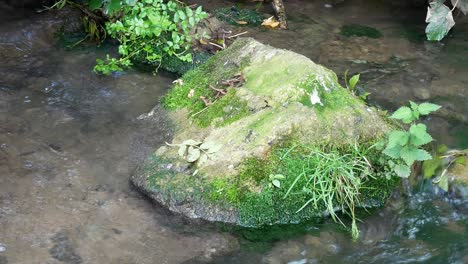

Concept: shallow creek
[[0, 1, 467, 264]]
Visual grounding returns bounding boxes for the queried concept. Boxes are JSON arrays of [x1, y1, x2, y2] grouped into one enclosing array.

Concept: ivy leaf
[[425, 2, 455, 41], [452, 0, 468, 14], [409, 124, 433, 146], [186, 146, 201, 162], [104, 0, 121, 15], [387, 130, 409, 149], [272, 179, 281, 188], [394, 163, 411, 178], [418, 102, 441, 115], [390, 106, 413, 123]]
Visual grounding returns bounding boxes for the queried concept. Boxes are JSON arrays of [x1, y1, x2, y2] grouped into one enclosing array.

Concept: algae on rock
[[132, 38, 398, 228]]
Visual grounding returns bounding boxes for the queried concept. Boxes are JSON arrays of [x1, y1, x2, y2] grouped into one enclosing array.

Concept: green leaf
[[409, 101, 418, 111], [348, 74, 360, 91], [400, 146, 432, 165], [178, 10, 186, 20], [390, 106, 414, 123], [89, 0, 102, 10], [272, 179, 281, 188], [418, 102, 441, 115], [383, 144, 403, 159], [186, 146, 201, 162], [422, 157, 441, 178], [394, 163, 411, 178], [387, 130, 409, 148], [453, 156, 466, 165], [425, 2, 455, 41], [178, 145, 187, 157], [409, 124, 433, 146], [104, 0, 121, 15]]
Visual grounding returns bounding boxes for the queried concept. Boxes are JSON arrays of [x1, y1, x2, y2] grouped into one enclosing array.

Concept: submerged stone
[[132, 38, 398, 227]]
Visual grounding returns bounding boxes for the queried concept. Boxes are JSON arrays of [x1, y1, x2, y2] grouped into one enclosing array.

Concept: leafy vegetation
[[166, 139, 222, 165], [378, 101, 441, 178], [93, 0, 207, 74], [214, 6, 264, 26]]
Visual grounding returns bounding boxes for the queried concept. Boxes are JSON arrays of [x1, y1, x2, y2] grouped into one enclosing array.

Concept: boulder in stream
[[131, 38, 399, 227]]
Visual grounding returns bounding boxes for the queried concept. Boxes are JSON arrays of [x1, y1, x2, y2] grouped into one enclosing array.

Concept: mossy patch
[[162, 39, 252, 127], [341, 24, 383, 39], [214, 6, 264, 26], [202, 142, 399, 227]]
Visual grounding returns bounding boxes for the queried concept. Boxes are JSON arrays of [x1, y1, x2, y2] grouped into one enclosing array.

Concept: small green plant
[[379, 101, 441, 178], [344, 70, 360, 94], [166, 139, 222, 164], [281, 144, 375, 240], [268, 174, 285, 188], [94, 0, 207, 74]]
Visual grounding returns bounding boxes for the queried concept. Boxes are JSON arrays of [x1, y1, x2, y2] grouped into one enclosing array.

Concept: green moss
[[341, 24, 383, 38], [207, 178, 240, 205], [234, 143, 399, 227], [160, 51, 212, 76], [214, 7, 264, 26], [162, 39, 251, 127], [194, 89, 251, 127]]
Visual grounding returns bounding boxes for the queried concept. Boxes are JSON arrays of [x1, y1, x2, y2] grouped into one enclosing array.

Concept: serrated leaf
[[418, 102, 441, 115], [409, 101, 418, 111], [186, 146, 201, 162], [401, 146, 432, 165], [390, 106, 414, 123], [349, 74, 360, 90], [452, 0, 468, 14], [394, 163, 411, 178], [387, 130, 409, 148], [272, 179, 281, 188], [183, 139, 202, 146], [178, 145, 187, 157], [422, 157, 442, 178], [409, 124, 433, 146], [425, 2, 455, 41], [383, 144, 403, 159]]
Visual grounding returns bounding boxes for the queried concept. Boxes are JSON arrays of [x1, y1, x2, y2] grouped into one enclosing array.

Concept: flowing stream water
[[0, 1, 467, 263]]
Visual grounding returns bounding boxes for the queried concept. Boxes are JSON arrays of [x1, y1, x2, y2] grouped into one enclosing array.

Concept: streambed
[[0, 1, 467, 263]]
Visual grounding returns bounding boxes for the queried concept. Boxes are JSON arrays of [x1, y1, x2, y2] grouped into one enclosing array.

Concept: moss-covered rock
[[132, 38, 398, 228]]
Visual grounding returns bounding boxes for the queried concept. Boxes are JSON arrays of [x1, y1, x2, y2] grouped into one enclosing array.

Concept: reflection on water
[[0, 0, 467, 263]]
